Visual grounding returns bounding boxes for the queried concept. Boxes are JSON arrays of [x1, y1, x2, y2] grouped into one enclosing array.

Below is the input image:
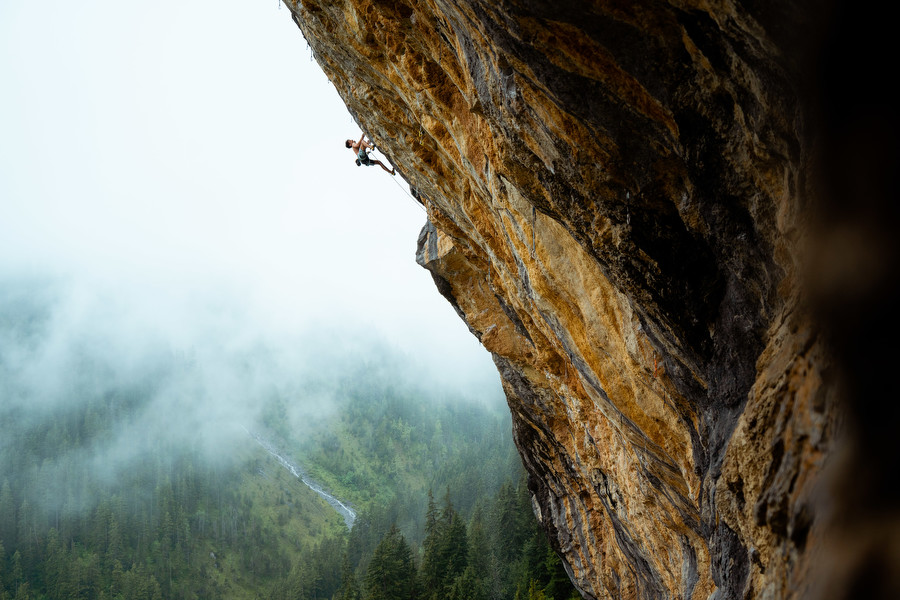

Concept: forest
[[0, 286, 578, 599]]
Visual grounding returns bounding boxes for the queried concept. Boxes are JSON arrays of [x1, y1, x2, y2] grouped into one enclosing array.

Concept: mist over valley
[[0, 274, 578, 599]]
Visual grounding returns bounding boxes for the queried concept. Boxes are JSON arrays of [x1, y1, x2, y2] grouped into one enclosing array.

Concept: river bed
[[244, 428, 357, 530]]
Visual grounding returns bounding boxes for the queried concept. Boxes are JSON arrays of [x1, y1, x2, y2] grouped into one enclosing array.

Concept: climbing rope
[[389, 172, 427, 213], [365, 146, 427, 214], [626, 190, 631, 226]]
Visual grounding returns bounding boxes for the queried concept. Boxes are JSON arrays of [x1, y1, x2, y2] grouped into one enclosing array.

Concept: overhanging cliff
[[283, 1, 898, 598]]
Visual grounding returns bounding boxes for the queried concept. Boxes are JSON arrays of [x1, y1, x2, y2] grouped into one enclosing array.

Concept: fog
[[0, 276, 501, 513], [0, 0, 504, 514]]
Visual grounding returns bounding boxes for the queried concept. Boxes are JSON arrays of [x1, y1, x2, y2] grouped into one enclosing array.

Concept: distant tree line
[[0, 445, 323, 599], [0, 387, 344, 600], [1, 306, 579, 599], [323, 479, 579, 600]]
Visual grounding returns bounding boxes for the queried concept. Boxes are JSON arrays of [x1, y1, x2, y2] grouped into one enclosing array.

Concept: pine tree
[[421, 490, 468, 599], [110, 560, 125, 599], [0, 539, 6, 594], [448, 565, 488, 600], [424, 490, 438, 541], [0, 482, 15, 549], [148, 574, 163, 600], [14, 499, 34, 561], [43, 528, 64, 599], [420, 490, 442, 599], [466, 504, 491, 580], [278, 561, 312, 600], [442, 506, 467, 582], [10, 552, 22, 593], [364, 525, 416, 600], [522, 578, 548, 600], [334, 551, 360, 600], [543, 544, 575, 600], [491, 480, 522, 599], [106, 515, 124, 569], [13, 582, 32, 600]]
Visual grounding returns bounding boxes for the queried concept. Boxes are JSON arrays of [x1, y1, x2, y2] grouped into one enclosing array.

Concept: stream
[[243, 427, 357, 530]]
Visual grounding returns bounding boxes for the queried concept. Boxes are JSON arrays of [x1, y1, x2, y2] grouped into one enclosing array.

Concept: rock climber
[[345, 134, 395, 175]]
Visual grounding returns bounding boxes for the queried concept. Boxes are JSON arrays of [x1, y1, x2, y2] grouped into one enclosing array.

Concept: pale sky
[[0, 0, 498, 390]]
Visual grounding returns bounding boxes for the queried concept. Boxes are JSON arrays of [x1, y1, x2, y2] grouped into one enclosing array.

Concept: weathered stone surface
[[284, 1, 897, 598]]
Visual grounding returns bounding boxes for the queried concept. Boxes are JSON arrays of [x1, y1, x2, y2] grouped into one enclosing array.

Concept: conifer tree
[[543, 544, 577, 600], [334, 551, 361, 600], [106, 516, 123, 569], [43, 528, 63, 599], [110, 560, 125, 599], [364, 525, 416, 600], [421, 490, 468, 599], [442, 505, 468, 583], [14, 500, 31, 560], [424, 490, 438, 540], [521, 578, 548, 600], [0, 482, 15, 549], [466, 504, 491, 581], [10, 552, 22, 594], [493, 481, 521, 564], [13, 581, 32, 600], [420, 490, 442, 599], [0, 539, 6, 595], [448, 565, 488, 600]]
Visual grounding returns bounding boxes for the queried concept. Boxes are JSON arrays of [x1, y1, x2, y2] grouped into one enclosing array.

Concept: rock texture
[[284, 1, 898, 598]]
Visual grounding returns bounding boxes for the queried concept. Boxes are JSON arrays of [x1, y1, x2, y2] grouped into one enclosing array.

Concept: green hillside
[[0, 289, 577, 599]]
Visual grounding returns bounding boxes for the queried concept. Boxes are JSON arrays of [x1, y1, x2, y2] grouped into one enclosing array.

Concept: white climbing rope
[[389, 172, 427, 213], [366, 146, 427, 213]]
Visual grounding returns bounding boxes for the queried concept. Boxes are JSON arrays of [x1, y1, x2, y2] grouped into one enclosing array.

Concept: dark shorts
[[357, 148, 373, 166]]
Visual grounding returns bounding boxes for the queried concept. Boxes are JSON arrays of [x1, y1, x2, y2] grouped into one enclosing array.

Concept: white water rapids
[[244, 427, 357, 530]]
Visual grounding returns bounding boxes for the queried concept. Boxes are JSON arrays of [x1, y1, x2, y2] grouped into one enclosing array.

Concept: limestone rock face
[[283, 1, 878, 598]]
